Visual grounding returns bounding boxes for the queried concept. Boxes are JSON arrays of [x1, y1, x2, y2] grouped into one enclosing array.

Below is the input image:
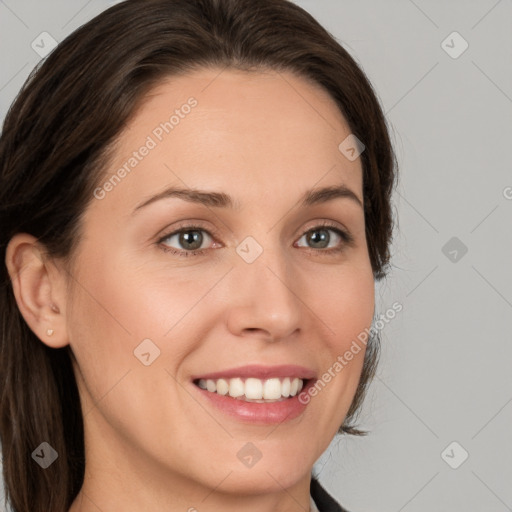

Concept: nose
[[225, 245, 304, 342]]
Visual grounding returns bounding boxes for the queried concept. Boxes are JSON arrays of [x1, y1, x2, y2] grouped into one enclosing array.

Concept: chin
[[222, 442, 316, 494]]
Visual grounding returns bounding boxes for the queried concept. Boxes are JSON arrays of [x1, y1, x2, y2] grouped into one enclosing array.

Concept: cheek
[[67, 251, 220, 376], [64, 250, 156, 411], [314, 261, 375, 345], [305, 263, 374, 423]]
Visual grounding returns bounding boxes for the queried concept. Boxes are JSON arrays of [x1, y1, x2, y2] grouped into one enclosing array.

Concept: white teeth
[[281, 377, 291, 397], [196, 376, 305, 400], [290, 377, 299, 396], [263, 378, 281, 400], [206, 379, 216, 393], [228, 377, 244, 398], [216, 378, 229, 395], [245, 378, 263, 399]]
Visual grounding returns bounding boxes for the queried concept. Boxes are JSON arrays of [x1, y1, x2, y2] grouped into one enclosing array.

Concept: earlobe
[[5, 233, 69, 349]]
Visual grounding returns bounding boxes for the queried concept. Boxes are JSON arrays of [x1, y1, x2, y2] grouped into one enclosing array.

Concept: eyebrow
[[132, 183, 363, 215]]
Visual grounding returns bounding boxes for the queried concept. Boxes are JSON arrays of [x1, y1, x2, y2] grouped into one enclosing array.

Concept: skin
[[6, 68, 375, 512]]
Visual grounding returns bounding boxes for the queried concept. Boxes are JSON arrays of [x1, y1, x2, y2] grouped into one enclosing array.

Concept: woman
[[0, 0, 397, 511]]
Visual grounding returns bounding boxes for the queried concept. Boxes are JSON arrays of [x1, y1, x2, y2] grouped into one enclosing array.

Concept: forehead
[[95, 67, 363, 216]]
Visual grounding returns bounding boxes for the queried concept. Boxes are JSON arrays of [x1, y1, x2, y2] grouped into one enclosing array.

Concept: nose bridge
[[229, 233, 303, 338], [236, 233, 293, 294]]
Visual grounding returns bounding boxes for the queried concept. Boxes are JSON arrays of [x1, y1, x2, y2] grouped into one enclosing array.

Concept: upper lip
[[191, 364, 316, 381]]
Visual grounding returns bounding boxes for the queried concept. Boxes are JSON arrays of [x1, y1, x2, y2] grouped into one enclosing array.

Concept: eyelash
[[157, 221, 354, 258]]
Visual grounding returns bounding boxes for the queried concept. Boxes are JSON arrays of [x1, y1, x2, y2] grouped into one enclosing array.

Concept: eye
[[157, 222, 353, 258], [158, 226, 216, 256], [295, 224, 352, 254]]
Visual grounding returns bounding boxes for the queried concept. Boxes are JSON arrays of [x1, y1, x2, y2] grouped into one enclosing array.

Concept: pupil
[[308, 229, 329, 248], [180, 231, 202, 250]]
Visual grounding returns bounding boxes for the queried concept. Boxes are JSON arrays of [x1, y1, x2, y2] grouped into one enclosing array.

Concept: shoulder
[[310, 476, 351, 512]]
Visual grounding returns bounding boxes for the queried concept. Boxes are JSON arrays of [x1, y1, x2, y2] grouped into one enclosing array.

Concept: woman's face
[[64, 68, 374, 499]]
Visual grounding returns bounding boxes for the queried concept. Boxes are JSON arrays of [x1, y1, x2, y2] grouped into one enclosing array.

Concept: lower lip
[[193, 380, 315, 425]]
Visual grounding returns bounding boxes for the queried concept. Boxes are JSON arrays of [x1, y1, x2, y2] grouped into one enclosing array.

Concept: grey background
[[1, 1, 511, 511]]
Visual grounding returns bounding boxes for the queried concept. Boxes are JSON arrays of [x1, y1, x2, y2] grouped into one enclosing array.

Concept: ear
[[5, 233, 69, 348]]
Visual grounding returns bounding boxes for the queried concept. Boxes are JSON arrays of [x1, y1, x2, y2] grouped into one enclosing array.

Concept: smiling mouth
[[193, 377, 307, 403]]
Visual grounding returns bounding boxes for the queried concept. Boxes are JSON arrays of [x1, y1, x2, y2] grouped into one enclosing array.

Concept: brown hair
[[0, 0, 397, 510]]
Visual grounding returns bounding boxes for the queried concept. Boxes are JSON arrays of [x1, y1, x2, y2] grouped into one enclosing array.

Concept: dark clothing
[[310, 477, 350, 512]]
